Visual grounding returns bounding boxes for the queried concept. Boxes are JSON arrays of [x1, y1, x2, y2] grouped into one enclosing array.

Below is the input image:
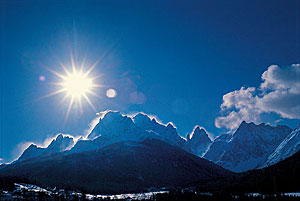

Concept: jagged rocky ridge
[[70, 111, 210, 156], [203, 121, 292, 172], [18, 111, 211, 162], [17, 111, 299, 173], [18, 134, 74, 161], [187, 126, 212, 157]]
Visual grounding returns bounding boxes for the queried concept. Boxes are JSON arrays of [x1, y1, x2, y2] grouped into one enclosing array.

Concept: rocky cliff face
[[205, 121, 291, 172], [18, 134, 74, 161], [187, 126, 212, 157]]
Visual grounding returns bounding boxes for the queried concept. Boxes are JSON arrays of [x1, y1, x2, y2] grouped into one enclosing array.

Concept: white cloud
[[215, 64, 300, 132], [260, 64, 300, 92]]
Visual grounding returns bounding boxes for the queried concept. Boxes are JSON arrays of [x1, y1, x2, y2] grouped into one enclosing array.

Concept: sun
[[63, 72, 93, 98], [43, 54, 103, 123]]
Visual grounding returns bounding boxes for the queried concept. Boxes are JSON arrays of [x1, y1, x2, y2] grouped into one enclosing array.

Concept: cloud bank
[[215, 64, 300, 131]]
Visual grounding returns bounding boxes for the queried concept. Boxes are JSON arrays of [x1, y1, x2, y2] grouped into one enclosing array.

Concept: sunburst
[[45, 54, 103, 122]]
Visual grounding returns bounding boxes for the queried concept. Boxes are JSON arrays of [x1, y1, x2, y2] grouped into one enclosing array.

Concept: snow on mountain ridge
[[16, 111, 297, 173], [72, 111, 213, 155], [78, 111, 190, 153], [187, 126, 212, 157], [262, 124, 300, 168], [18, 144, 45, 161], [18, 134, 75, 161], [203, 133, 232, 163], [206, 121, 292, 172], [45, 134, 75, 153]]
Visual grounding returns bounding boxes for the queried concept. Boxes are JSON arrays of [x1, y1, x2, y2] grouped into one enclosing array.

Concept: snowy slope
[[133, 113, 187, 149], [71, 112, 152, 153], [87, 112, 147, 141], [203, 133, 231, 163], [17, 110, 297, 173], [213, 121, 291, 172], [262, 124, 300, 168], [71, 111, 188, 153], [81, 111, 211, 155]]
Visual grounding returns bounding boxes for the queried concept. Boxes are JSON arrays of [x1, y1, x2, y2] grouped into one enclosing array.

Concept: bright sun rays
[[45, 54, 103, 123], [63, 72, 93, 98]]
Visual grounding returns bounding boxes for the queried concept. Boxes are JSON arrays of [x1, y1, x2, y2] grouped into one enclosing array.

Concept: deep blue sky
[[1, 0, 299, 162]]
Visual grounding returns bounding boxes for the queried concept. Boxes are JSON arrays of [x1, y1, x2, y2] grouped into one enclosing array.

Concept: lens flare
[[106, 88, 117, 98]]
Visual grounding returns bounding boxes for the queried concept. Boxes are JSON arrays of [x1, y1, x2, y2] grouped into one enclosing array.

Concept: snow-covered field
[[85, 191, 168, 200], [245, 192, 300, 197], [14, 183, 168, 200], [11, 183, 300, 200]]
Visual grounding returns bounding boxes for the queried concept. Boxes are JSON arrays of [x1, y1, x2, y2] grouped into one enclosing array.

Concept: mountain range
[[0, 139, 231, 194], [1, 110, 299, 193], [16, 111, 299, 173], [203, 121, 292, 172], [18, 134, 74, 161]]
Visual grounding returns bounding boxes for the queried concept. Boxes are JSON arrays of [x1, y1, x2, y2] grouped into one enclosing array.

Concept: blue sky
[[0, 0, 299, 163]]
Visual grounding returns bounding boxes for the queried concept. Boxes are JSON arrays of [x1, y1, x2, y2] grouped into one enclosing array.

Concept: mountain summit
[[204, 121, 292, 172], [73, 111, 189, 153], [45, 134, 74, 153], [187, 126, 212, 157], [18, 134, 74, 161]]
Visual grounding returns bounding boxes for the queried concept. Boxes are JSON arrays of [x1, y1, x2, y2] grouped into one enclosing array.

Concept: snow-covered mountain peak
[[18, 144, 44, 161], [56, 134, 64, 141], [133, 113, 152, 124], [133, 113, 159, 130], [235, 121, 257, 133], [28, 144, 38, 149], [46, 134, 74, 153], [25, 144, 40, 153], [232, 121, 291, 141], [101, 111, 134, 125], [212, 121, 292, 172], [18, 134, 75, 162], [166, 122, 176, 130], [133, 112, 173, 129], [87, 111, 137, 140], [187, 126, 212, 157], [188, 126, 208, 140], [240, 120, 250, 127], [88, 111, 144, 141], [74, 111, 190, 154]]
